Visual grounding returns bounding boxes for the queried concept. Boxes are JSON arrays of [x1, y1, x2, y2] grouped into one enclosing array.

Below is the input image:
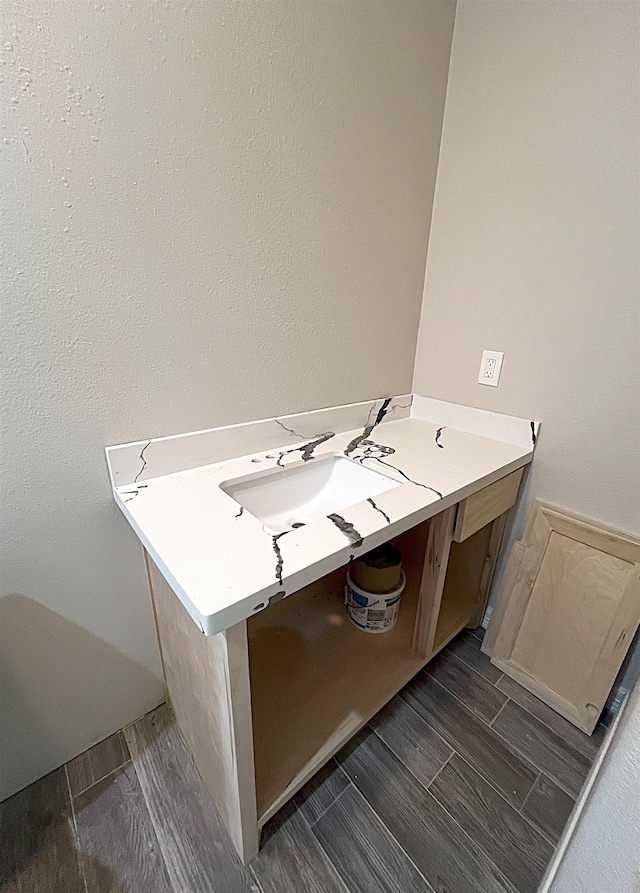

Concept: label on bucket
[[345, 586, 400, 633]]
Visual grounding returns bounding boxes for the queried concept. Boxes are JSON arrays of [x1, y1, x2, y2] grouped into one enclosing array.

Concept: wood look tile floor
[[0, 630, 606, 893]]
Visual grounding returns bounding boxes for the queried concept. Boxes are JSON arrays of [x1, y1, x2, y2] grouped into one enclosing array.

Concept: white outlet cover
[[478, 350, 504, 387]]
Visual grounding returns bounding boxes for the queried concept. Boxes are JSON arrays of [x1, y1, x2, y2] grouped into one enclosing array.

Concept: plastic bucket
[[345, 567, 406, 634]]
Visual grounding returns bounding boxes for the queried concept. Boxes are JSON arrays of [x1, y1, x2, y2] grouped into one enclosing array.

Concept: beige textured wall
[[543, 684, 640, 893], [0, 0, 455, 798], [414, 10, 640, 885], [413, 0, 640, 540]]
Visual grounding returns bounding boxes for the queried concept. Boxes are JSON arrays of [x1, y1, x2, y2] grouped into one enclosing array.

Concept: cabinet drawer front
[[454, 469, 523, 543]]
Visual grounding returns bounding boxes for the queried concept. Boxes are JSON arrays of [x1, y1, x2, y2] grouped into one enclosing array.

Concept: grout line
[[443, 647, 493, 685], [313, 782, 352, 819], [247, 864, 266, 893], [375, 706, 452, 753], [489, 698, 509, 728], [401, 678, 547, 818], [425, 725, 562, 864], [425, 750, 454, 792], [446, 745, 554, 845], [532, 822, 565, 851], [87, 747, 130, 793], [494, 673, 505, 688], [65, 730, 131, 800], [518, 769, 542, 816], [423, 780, 519, 893], [70, 780, 94, 800], [64, 764, 78, 823], [448, 651, 503, 689], [68, 760, 133, 802], [64, 765, 90, 893], [308, 781, 354, 828], [114, 736, 185, 893], [496, 677, 599, 763], [370, 720, 453, 791], [420, 670, 500, 730], [484, 692, 585, 797], [247, 865, 264, 893], [295, 787, 352, 893], [439, 651, 512, 723], [444, 634, 494, 671], [517, 770, 565, 849], [488, 720, 579, 800], [328, 782, 437, 893]]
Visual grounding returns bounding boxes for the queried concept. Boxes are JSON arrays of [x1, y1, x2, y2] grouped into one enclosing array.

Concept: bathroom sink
[[221, 454, 401, 533]]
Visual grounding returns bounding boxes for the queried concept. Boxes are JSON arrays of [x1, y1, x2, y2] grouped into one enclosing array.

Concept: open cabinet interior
[[146, 471, 519, 862], [248, 520, 431, 824], [434, 520, 495, 652], [248, 510, 504, 824]]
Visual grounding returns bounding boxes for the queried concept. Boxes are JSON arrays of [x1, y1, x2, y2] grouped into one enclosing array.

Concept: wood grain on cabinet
[[453, 468, 523, 543], [412, 505, 456, 657], [435, 521, 494, 650], [144, 552, 259, 862], [485, 501, 640, 734]]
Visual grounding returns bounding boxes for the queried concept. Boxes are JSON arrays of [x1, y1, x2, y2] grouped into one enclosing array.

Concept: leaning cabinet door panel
[[486, 502, 640, 734]]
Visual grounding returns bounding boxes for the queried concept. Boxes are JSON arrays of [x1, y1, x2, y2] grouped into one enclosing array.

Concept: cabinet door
[[486, 502, 640, 734]]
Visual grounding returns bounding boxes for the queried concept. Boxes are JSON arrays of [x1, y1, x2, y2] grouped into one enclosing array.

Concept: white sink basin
[[221, 454, 400, 533]]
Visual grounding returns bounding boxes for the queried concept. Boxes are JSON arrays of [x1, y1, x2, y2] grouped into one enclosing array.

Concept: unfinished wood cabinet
[[145, 487, 518, 862], [144, 553, 259, 861], [484, 501, 640, 734], [453, 468, 523, 543]]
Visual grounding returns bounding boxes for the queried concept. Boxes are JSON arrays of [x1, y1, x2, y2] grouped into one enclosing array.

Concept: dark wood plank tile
[[0, 767, 85, 893], [73, 764, 174, 893], [430, 755, 553, 893], [0, 873, 20, 893], [400, 674, 537, 808], [496, 675, 605, 761], [67, 731, 130, 797], [251, 803, 348, 893], [492, 701, 591, 798], [425, 650, 508, 723], [90, 732, 130, 780], [369, 694, 453, 789], [337, 728, 516, 893], [313, 785, 431, 893], [124, 705, 254, 893], [446, 631, 504, 684], [521, 773, 576, 845], [65, 750, 93, 799], [293, 758, 350, 825]]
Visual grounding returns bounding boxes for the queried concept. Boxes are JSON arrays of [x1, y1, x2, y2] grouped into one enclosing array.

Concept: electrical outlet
[[478, 350, 504, 387]]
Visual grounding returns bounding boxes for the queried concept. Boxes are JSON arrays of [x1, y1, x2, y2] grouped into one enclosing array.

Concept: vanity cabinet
[[144, 469, 522, 863]]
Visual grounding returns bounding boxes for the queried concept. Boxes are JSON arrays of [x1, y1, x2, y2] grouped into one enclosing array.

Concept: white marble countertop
[[105, 395, 538, 635]]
